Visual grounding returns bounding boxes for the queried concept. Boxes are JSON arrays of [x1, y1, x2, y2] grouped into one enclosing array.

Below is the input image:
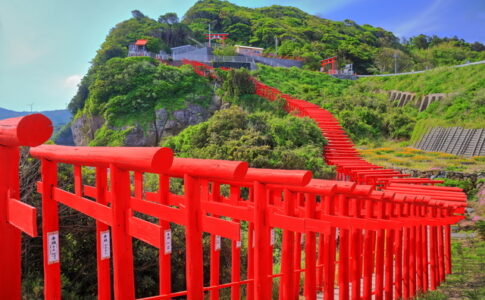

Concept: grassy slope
[[362, 64, 485, 143], [416, 235, 485, 299], [359, 144, 485, 173], [360, 64, 485, 95], [256, 63, 485, 144]]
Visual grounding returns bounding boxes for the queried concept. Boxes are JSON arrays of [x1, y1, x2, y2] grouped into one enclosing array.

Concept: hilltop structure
[[127, 39, 303, 70]]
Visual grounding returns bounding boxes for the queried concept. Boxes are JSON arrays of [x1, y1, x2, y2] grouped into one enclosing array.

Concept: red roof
[[135, 39, 148, 46]]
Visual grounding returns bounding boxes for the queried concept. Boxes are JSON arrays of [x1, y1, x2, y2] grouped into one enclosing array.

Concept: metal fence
[[358, 60, 485, 77]]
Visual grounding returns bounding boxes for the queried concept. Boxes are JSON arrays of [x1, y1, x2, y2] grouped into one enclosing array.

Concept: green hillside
[[256, 63, 485, 144], [183, 0, 484, 73], [68, 0, 485, 116]]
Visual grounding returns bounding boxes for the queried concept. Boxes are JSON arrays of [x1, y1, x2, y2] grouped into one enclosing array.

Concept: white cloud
[[394, 0, 450, 37], [5, 40, 48, 66], [63, 74, 82, 89]]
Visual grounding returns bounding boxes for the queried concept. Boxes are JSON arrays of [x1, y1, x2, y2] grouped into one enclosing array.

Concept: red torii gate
[[0, 114, 52, 300], [321, 56, 338, 74], [204, 33, 229, 45], [0, 77, 467, 299]]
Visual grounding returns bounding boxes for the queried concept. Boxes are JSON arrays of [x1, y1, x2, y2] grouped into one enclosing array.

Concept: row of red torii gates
[[0, 61, 466, 300]]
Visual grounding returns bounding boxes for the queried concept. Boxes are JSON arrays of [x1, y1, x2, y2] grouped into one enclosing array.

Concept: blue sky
[[0, 0, 483, 111]]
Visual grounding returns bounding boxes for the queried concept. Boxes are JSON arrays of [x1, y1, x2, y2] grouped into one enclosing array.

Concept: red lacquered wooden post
[[304, 193, 317, 300], [403, 227, 410, 299], [95, 167, 111, 300], [110, 165, 135, 300], [445, 225, 452, 275], [323, 195, 337, 300], [394, 226, 403, 299], [363, 197, 375, 300], [409, 208, 417, 297], [416, 203, 425, 293], [437, 225, 445, 283], [253, 181, 271, 300], [0, 114, 52, 300], [384, 200, 395, 300], [416, 224, 424, 293], [401, 200, 411, 299], [281, 189, 296, 300], [422, 225, 429, 292], [0, 147, 21, 300], [247, 221, 255, 300], [294, 231, 303, 299], [394, 202, 405, 299], [375, 232, 386, 300], [429, 225, 438, 290], [210, 182, 221, 300], [338, 194, 350, 300], [159, 175, 172, 296], [41, 159, 61, 299], [350, 197, 363, 300], [247, 185, 255, 300], [385, 228, 395, 300], [230, 186, 241, 300], [184, 174, 204, 299], [316, 232, 325, 290]]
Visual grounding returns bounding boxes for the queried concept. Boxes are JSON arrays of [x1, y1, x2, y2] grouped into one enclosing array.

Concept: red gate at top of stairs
[[0, 62, 467, 300]]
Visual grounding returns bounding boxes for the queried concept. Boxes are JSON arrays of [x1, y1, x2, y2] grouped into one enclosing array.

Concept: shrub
[[476, 220, 485, 241]]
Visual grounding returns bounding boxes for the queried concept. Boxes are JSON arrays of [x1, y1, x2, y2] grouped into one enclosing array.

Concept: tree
[[131, 10, 146, 20], [410, 34, 430, 49], [471, 42, 485, 52], [157, 13, 190, 48], [374, 48, 414, 73], [158, 12, 179, 25]]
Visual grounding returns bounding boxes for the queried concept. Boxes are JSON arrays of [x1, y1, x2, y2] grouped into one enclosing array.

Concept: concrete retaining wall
[[415, 127, 485, 156], [388, 91, 449, 111]]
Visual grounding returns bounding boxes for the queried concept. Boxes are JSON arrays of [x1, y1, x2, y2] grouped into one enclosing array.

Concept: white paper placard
[[164, 229, 172, 254], [47, 231, 60, 264], [100, 230, 111, 260], [215, 235, 221, 251], [236, 230, 242, 248]]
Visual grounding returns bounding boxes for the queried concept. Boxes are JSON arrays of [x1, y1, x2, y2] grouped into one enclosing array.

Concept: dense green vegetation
[[164, 69, 333, 178], [359, 146, 485, 173], [68, 0, 485, 115], [72, 57, 213, 146], [256, 63, 485, 144], [361, 64, 485, 142], [68, 12, 192, 113], [88, 58, 212, 125], [256, 65, 418, 143], [183, 0, 484, 73]]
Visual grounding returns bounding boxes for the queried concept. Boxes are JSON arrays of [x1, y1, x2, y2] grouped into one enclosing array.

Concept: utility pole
[[275, 36, 278, 56], [393, 52, 398, 74], [208, 23, 211, 48], [28, 103, 34, 112]]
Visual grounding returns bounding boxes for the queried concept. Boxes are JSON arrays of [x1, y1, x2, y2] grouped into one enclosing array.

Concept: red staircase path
[[183, 58, 466, 216]]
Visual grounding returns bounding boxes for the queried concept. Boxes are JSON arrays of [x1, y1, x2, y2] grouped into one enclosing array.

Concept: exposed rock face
[[54, 125, 75, 146], [71, 95, 222, 147], [124, 103, 212, 146], [71, 115, 104, 146]]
